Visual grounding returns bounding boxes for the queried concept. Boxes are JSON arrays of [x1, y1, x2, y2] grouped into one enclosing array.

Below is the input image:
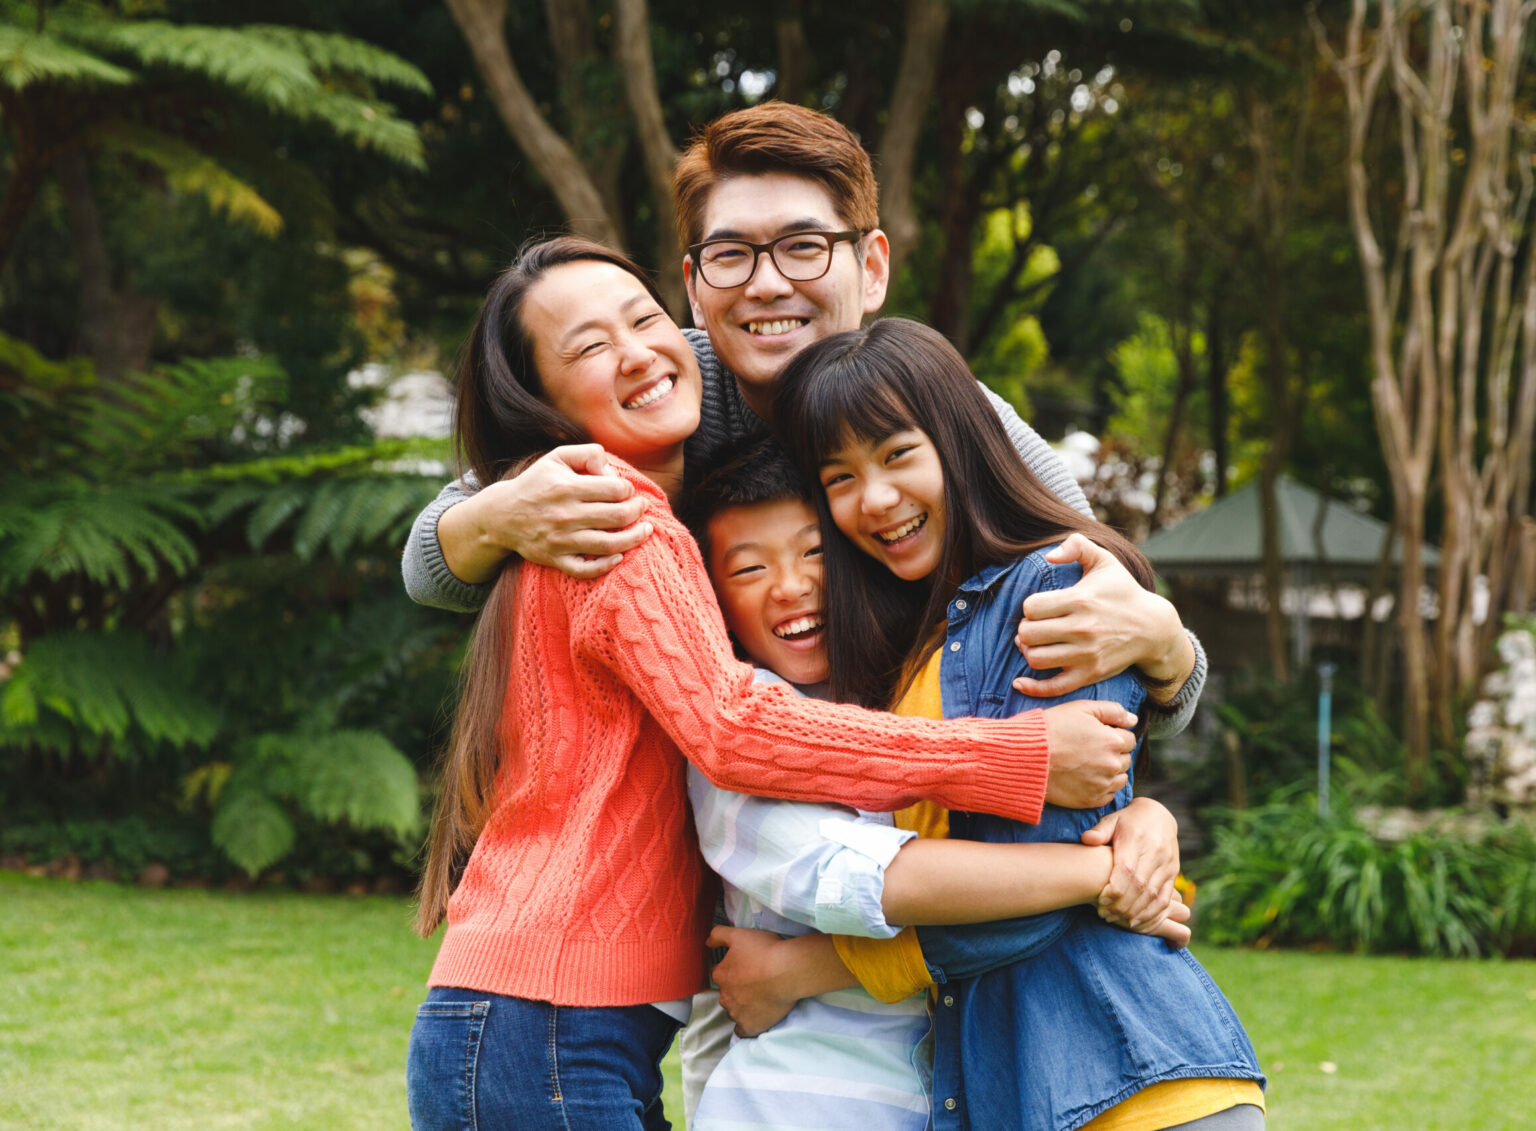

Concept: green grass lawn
[[4, 873, 1533, 1130]]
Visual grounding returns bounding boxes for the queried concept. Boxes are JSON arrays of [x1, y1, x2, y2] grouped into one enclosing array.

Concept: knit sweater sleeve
[[401, 471, 494, 613], [572, 523, 1052, 824]]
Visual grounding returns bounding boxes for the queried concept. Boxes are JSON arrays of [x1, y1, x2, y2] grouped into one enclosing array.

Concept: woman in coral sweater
[[404, 238, 1162, 1130]]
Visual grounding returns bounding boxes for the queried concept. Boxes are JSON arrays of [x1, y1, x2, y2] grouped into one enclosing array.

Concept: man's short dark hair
[[685, 433, 814, 563]]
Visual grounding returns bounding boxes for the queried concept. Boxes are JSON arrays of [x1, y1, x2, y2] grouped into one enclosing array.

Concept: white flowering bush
[[1465, 619, 1536, 806]]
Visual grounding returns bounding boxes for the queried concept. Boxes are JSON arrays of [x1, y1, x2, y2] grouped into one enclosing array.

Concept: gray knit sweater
[[401, 329, 1204, 736]]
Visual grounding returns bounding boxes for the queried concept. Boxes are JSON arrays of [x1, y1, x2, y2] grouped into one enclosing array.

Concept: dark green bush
[[1191, 792, 1536, 957]]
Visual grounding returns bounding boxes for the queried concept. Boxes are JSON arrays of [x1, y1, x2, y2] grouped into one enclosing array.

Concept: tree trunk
[[878, 0, 950, 282], [444, 0, 622, 248], [56, 149, 157, 383], [775, 8, 809, 106], [612, 0, 684, 315]]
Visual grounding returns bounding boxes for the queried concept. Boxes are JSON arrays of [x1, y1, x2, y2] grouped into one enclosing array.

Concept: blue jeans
[[407, 986, 681, 1131]]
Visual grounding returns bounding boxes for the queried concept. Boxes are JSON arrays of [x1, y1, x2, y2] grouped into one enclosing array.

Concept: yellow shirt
[[832, 648, 1264, 1129]]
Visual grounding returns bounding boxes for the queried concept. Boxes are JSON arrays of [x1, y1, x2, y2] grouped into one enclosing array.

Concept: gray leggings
[[1167, 1104, 1267, 1130]]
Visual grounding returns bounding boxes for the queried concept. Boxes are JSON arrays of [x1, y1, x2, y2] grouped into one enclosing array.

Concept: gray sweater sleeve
[[401, 472, 493, 614], [981, 384, 1204, 739]]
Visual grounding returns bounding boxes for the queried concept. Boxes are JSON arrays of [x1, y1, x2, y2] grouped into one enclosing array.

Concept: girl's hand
[[1040, 700, 1137, 809], [707, 927, 852, 1037], [1080, 797, 1181, 929], [1128, 891, 1191, 950]]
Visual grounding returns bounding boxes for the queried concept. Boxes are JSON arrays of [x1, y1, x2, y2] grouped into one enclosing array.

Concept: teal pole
[[1317, 662, 1336, 817]]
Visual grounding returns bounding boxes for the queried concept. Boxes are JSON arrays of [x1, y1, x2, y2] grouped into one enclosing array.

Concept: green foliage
[[1192, 795, 1536, 957], [1182, 666, 1413, 811], [0, 483, 200, 591], [212, 729, 421, 876], [0, 631, 220, 753], [0, 815, 215, 878]]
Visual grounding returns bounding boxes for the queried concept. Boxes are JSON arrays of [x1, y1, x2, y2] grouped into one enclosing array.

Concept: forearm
[[881, 840, 1112, 925], [437, 485, 516, 584], [1142, 630, 1206, 740], [402, 478, 493, 612]]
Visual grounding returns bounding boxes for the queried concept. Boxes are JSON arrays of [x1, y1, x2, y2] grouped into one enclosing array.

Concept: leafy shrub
[[1191, 792, 1536, 957], [1173, 665, 1450, 811]]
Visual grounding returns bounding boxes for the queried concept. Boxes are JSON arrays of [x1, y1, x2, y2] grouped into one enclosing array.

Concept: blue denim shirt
[[915, 550, 1263, 1131]]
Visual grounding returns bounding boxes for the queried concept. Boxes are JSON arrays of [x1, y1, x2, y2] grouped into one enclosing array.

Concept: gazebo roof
[[1139, 474, 1439, 580]]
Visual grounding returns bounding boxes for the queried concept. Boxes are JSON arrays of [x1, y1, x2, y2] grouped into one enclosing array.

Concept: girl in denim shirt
[[771, 318, 1266, 1131]]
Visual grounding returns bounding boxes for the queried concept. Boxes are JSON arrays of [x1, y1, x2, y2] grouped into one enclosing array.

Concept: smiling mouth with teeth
[[875, 514, 927, 545], [773, 614, 824, 642], [623, 375, 675, 409], [746, 318, 809, 336]]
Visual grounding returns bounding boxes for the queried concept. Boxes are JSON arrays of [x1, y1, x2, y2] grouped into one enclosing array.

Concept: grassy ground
[[4, 873, 1533, 1130]]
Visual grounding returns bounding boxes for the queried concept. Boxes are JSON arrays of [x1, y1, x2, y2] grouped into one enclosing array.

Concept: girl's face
[[523, 260, 701, 466], [818, 427, 947, 582]]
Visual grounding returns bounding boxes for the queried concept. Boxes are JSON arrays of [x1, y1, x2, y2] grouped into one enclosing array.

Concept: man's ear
[[683, 256, 706, 327], [860, 229, 891, 314]]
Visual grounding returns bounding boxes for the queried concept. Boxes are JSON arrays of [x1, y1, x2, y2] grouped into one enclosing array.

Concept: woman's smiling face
[[819, 427, 947, 582], [523, 259, 701, 466]]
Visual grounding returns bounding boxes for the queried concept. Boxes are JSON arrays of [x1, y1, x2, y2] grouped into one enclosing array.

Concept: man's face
[[705, 498, 829, 687], [683, 173, 890, 398]]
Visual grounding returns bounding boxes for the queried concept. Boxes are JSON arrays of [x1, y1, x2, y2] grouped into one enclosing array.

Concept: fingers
[[1078, 809, 1119, 846], [1013, 670, 1093, 697], [706, 926, 737, 950], [1041, 531, 1099, 566], [545, 443, 614, 476]]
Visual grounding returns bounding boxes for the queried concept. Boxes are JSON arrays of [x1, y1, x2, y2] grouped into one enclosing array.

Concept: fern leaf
[[0, 482, 201, 591], [0, 632, 221, 752], [245, 482, 308, 550], [211, 789, 295, 876], [290, 479, 350, 562], [0, 23, 136, 91], [101, 124, 283, 235], [245, 25, 432, 96], [286, 729, 421, 839]]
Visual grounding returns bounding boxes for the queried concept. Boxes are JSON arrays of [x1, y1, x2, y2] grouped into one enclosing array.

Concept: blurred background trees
[[2, 0, 1533, 930]]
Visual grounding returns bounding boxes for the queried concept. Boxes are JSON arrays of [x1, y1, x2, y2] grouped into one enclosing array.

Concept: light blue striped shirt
[[686, 670, 933, 1131]]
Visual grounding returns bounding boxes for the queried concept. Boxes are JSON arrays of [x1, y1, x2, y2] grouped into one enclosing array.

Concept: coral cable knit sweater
[[427, 463, 1051, 1007]]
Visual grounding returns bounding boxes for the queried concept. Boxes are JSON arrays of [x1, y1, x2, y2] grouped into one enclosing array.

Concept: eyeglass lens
[[698, 233, 834, 287]]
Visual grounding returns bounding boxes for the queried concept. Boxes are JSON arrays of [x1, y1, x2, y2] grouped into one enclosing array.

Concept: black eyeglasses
[[688, 230, 866, 289]]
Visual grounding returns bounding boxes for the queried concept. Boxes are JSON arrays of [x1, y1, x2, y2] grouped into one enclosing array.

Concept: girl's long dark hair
[[772, 317, 1155, 710], [416, 236, 668, 936]]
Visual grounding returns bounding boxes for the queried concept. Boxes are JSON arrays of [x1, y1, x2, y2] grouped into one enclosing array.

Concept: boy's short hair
[[685, 434, 814, 564], [673, 101, 881, 250]]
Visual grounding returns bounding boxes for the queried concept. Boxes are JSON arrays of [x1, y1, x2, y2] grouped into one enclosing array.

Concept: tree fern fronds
[[191, 437, 444, 484], [101, 124, 283, 236], [244, 25, 432, 96], [0, 630, 221, 751], [286, 728, 420, 839], [203, 482, 270, 528], [290, 479, 351, 562], [0, 23, 135, 91], [210, 789, 295, 876], [0, 481, 201, 591], [52, 15, 321, 109], [244, 482, 309, 551], [280, 87, 426, 170], [210, 727, 420, 875]]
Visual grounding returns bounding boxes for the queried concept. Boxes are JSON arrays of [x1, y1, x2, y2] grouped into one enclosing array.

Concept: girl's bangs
[[795, 357, 922, 462]]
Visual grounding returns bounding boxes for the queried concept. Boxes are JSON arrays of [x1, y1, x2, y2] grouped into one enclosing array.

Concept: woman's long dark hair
[[416, 236, 669, 936], [773, 317, 1155, 710]]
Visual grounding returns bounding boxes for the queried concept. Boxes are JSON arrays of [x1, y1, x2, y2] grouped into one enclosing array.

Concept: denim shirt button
[[954, 598, 967, 610], [942, 994, 955, 1007], [949, 641, 961, 652], [944, 1098, 958, 1111]]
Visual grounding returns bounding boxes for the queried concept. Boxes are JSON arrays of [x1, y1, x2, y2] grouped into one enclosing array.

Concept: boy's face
[[705, 498, 829, 686]]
